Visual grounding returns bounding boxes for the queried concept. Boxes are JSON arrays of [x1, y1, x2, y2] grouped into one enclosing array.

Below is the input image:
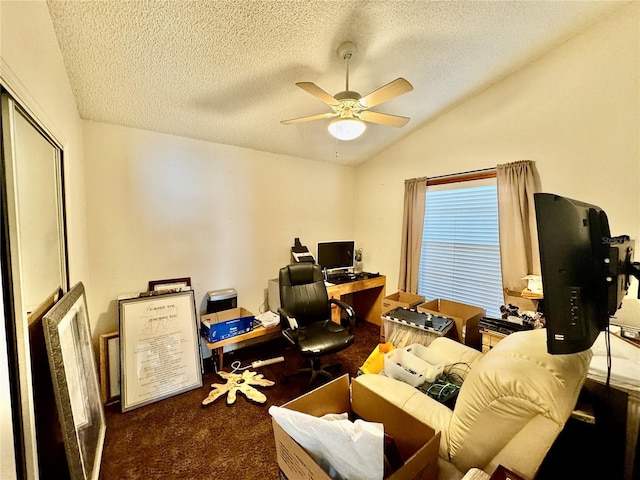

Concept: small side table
[[480, 328, 507, 353]]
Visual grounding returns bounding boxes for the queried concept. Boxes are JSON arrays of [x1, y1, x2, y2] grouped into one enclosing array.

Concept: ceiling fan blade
[[359, 78, 413, 108], [358, 111, 410, 128], [281, 112, 337, 125], [296, 82, 341, 106]]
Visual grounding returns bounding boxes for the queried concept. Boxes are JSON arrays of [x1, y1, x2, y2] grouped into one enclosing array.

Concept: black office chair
[[278, 263, 356, 388]]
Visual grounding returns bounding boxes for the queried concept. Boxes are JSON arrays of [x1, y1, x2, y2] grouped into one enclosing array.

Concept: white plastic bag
[[269, 405, 384, 480]]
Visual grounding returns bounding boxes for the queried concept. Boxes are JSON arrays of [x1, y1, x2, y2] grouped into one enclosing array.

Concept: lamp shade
[[327, 118, 366, 141]]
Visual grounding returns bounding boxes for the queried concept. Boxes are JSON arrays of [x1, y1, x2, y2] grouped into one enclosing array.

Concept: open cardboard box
[[272, 375, 439, 480], [382, 292, 426, 315], [417, 299, 485, 349], [200, 307, 254, 342]]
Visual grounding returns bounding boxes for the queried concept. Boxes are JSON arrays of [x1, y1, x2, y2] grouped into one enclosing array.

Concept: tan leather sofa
[[354, 329, 592, 480]]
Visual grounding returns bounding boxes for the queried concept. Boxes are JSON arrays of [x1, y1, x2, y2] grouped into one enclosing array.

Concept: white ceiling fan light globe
[[327, 118, 366, 141]]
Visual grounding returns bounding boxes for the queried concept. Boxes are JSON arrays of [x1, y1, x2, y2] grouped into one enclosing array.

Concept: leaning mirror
[[1, 91, 69, 478]]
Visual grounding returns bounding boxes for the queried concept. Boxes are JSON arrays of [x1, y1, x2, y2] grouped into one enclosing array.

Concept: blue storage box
[[200, 307, 254, 343]]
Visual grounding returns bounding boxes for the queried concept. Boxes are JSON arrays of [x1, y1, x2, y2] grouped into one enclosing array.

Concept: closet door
[[1, 91, 68, 479]]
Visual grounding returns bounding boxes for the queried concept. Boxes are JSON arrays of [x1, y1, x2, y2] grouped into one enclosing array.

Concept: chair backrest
[[447, 329, 592, 478], [279, 264, 331, 326]]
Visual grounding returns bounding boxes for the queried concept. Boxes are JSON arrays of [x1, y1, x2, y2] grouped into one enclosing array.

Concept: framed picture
[[42, 282, 105, 480], [99, 332, 120, 405], [148, 277, 191, 292], [118, 289, 202, 412]]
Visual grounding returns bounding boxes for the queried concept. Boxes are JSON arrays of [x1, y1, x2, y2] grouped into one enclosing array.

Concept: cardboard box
[[200, 307, 254, 343], [417, 299, 485, 349], [272, 375, 439, 480], [382, 292, 426, 314]]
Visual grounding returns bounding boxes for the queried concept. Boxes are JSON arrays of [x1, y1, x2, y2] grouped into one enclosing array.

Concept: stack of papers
[[255, 310, 280, 328]]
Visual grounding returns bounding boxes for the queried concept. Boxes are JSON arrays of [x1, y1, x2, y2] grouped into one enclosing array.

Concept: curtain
[[496, 160, 540, 299], [398, 177, 427, 293]]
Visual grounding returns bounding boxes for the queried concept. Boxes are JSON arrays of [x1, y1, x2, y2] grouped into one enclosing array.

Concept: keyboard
[[326, 272, 379, 284]]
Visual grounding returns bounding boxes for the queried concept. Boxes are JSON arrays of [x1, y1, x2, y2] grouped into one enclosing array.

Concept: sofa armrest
[[426, 337, 484, 377], [353, 374, 453, 459]]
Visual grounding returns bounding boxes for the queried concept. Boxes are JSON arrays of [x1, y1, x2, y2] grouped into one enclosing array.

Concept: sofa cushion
[[353, 374, 454, 459], [425, 337, 484, 377]]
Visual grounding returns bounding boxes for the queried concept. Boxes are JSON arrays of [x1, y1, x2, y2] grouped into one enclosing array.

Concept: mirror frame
[[1, 90, 69, 479]]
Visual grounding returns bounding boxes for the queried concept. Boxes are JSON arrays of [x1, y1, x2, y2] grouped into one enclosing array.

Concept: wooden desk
[[203, 275, 386, 368], [326, 275, 386, 326], [203, 324, 281, 369]]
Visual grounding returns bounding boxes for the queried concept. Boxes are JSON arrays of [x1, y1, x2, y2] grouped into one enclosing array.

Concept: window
[[418, 176, 503, 317]]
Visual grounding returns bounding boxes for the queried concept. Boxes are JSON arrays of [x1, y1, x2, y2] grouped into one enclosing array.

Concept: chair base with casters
[[278, 264, 356, 389], [281, 319, 355, 387], [282, 357, 343, 387]]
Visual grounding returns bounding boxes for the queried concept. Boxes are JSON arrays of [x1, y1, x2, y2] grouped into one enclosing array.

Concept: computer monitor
[[534, 193, 638, 354], [316, 241, 355, 273]]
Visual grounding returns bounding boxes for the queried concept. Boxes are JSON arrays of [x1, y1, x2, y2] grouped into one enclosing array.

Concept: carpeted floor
[[98, 320, 381, 480]]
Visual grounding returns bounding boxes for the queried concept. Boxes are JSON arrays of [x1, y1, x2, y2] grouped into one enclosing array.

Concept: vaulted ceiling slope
[[46, 0, 624, 166]]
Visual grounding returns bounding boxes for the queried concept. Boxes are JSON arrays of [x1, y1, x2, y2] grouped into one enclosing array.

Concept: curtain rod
[[427, 166, 496, 182]]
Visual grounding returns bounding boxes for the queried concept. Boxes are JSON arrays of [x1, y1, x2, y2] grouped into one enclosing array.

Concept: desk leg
[[626, 393, 640, 480], [213, 348, 224, 370]]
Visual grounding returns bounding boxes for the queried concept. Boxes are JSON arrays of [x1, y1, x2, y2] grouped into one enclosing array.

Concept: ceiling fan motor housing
[[337, 41, 357, 60], [334, 91, 361, 101]]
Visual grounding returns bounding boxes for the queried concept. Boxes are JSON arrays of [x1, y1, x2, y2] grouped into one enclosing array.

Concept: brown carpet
[[99, 320, 381, 480]]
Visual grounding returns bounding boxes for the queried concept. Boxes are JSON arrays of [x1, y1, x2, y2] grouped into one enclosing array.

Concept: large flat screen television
[[534, 193, 637, 354], [316, 241, 355, 273]]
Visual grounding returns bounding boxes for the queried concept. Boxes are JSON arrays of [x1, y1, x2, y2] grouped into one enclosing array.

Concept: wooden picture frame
[[42, 282, 105, 480], [148, 277, 191, 292], [99, 332, 120, 405], [118, 289, 202, 412]]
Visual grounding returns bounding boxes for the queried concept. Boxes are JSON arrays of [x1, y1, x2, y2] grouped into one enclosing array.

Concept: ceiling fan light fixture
[[328, 118, 366, 141]]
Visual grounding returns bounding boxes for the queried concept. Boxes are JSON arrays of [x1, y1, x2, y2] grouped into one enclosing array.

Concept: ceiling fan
[[281, 42, 413, 141]]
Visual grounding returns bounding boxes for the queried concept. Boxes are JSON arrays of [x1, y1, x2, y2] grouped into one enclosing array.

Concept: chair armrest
[[278, 307, 299, 330], [329, 298, 356, 331], [277, 307, 299, 345]]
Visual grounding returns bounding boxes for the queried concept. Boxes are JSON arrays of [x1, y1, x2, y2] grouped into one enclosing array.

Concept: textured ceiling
[[46, 0, 624, 166]]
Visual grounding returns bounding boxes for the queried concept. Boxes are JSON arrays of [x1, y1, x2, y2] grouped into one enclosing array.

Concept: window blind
[[418, 183, 503, 317]]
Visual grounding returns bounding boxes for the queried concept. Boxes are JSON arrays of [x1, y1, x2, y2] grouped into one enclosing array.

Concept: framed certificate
[[118, 290, 202, 412]]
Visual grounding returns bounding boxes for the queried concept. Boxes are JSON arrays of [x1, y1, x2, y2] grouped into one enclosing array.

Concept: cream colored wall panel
[[355, 3, 639, 326], [82, 121, 355, 336]]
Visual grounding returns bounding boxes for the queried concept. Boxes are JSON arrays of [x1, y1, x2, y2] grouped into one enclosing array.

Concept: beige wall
[[82, 121, 355, 336], [1, 0, 90, 286], [354, 2, 640, 324], [1, 1, 89, 478]]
